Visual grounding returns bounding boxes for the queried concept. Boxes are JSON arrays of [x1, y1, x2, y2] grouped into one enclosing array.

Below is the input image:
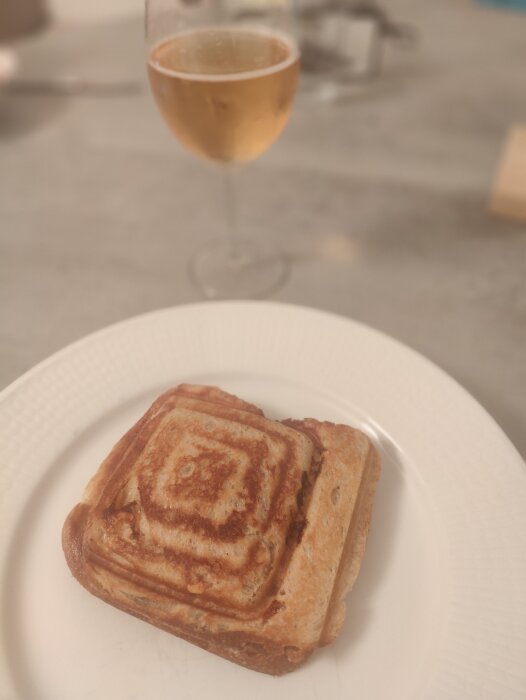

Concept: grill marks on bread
[[78, 387, 321, 618]]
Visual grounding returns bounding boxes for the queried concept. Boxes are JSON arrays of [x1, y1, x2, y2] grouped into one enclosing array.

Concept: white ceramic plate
[[1, 302, 525, 700]]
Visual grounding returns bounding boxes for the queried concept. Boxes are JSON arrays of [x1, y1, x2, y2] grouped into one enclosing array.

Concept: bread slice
[[62, 384, 381, 675]]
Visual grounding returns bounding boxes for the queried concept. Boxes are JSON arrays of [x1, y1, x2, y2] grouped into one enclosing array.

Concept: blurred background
[[1, 0, 525, 454]]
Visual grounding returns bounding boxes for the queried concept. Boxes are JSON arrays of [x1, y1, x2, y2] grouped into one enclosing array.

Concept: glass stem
[[223, 165, 240, 260]]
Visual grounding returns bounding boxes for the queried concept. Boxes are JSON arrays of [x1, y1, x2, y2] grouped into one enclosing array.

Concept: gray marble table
[[1, 0, 525, 457]]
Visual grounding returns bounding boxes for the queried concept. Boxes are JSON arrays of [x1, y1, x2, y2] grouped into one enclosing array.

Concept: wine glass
[[145, 0, 300, 299]]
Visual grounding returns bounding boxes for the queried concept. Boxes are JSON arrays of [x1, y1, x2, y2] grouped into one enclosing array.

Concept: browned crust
[[62, 386, 381, 675], [321, 444, 381, 644]]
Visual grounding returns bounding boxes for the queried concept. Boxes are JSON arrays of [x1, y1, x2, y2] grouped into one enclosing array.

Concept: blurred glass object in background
[[296, 0, 417, 101]]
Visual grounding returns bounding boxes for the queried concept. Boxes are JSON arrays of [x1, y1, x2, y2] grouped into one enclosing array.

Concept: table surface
[[1, 0, 525, 458]]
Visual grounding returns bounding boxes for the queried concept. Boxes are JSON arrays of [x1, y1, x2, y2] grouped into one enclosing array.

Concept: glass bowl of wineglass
[[145, 0, 300, 299]]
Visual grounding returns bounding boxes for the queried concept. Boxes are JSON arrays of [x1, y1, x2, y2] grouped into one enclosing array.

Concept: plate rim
[[1, 300, 524, 469]]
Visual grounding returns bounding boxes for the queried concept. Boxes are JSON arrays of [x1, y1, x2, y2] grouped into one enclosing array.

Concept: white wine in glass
[[145, 2, 300, 298]]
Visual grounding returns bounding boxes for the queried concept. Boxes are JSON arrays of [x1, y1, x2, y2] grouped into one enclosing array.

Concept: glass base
[[189, 236, 289, 299]]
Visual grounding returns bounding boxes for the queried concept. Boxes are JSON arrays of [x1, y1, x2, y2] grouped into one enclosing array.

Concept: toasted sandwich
[[62, 384, 381, 675]]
